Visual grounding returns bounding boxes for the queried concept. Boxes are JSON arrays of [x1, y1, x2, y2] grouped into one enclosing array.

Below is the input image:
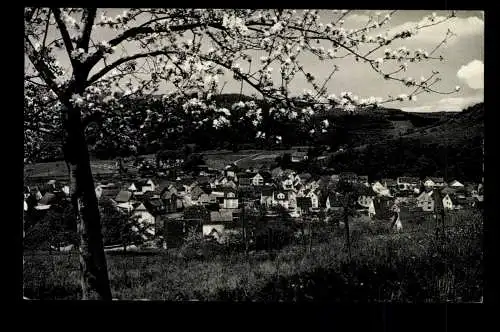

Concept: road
[[234, 152, 264, 166]]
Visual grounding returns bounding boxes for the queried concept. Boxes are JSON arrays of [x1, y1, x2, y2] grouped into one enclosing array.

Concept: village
[[23, 149, 485, 251]]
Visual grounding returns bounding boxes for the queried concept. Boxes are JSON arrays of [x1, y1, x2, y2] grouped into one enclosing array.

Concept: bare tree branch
[[51, 8, 75, 61], [24, 35, 60, 96], [42, 9, 52, 49], [78, 9, 97, 52]]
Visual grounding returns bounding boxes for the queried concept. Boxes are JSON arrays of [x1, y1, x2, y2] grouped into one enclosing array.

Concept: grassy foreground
[[23, 210, 482, 302]]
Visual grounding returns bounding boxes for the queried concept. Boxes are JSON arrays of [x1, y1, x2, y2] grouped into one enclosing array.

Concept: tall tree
[[25, 8, 458, 299]]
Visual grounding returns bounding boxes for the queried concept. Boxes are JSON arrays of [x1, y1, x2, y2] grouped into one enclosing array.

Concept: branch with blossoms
[[24, 8, 464, 159]]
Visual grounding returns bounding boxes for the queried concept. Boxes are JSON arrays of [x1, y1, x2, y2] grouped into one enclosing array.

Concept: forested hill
[[328, 102, 484, 182], [26, 92, 484, 182]]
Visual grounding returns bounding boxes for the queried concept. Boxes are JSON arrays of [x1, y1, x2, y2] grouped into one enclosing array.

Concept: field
[[23, 210, 482, 302], [202, 149, 297, 171], [25, 160, 118, 181]]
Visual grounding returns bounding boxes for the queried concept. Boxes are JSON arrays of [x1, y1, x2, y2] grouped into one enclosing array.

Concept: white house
[[251, 173, 264, 186], [273, 191, 290, 209], [449, 180, 464, 188], [128, 183, 137, 192], [223, 191, 239, 209], [95, 186, 103, 199], [417, 191, 435, 212], [306, 190, 319, 209], [282, 178, 294, 191], [423, 178, 436, 188], [372, 182, 391, 197], [202, 224, 225, 243], [132, 203, 156, 237], [442, 194, 454, 210]]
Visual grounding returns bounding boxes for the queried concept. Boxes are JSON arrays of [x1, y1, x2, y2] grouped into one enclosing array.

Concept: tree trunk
[[343, 195, 352, 262], [63, 104, 112, 300]]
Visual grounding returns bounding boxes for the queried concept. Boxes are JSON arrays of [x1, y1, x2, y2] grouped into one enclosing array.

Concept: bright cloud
[[402, 94, 483, 112], [457, 60, 484, 89], [387, 15, 484, 45]]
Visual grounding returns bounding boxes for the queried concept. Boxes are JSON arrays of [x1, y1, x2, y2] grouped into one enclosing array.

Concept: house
[[189, 185, 207, 203], [372, 181, 391, 197], [145, 198, 166, 215], [357, 186, 376, 208], [203, 224, 225, 243], [131, 203, 156, 237], [416, 191, 434, 212], [449, 180, 464, 188], [325, 193, 343, 211], [223, 189, 239, 209], [273, 190, 291, 210], [35, 192, 57, 210], [95, 185, 103, 200], [224, 164, 239, 178], [442, 194, 454, 210], [198, 192, 217, 205], [24, 186, 31, 200], [305, 190, 319, 209], [296, 197, 313, 215], [424, 177, 445, 188], [260, 186, 274, 207], [397, 177, 420, 190], [128, 183, 138, 192], [431, 177, 446, 187], [205, 211, 234, 243], [291, 151, 308, 163], [115, 190, 132, 203], [251, 173, 264, 186], [114, 190, 134, 212], [282, 178, 294, 191], [162, 192, 183, 213], [295, 183, 306, 197]]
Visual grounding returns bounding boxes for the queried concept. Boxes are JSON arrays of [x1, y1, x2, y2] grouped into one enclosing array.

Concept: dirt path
[[234, 152, 263, 165]]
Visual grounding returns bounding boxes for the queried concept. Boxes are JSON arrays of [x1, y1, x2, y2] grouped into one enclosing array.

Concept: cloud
[[386, 15, 484, 45], [457, 60, 484, 89], [401, 94, 483, 112], [344, 14, 371, 25]]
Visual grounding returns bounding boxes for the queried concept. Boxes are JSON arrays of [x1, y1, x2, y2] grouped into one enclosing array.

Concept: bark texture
[[63, 104, 112, 300]]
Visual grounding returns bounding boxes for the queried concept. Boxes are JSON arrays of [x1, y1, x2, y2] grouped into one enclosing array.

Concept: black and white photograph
[[24, 8, 484, 302]]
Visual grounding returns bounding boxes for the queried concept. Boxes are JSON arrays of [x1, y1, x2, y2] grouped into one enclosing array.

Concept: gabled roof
[[115, 190, 132, 203], [134, 203, 147, 211], [38, 192, 56, 205], [449, 180, 464, 187]]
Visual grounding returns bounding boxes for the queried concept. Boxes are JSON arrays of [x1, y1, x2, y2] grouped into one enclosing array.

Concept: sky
[[27, 9, 484, 113]]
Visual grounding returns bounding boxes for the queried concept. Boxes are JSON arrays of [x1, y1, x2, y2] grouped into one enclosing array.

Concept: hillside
[[328, 103, 484, 182]]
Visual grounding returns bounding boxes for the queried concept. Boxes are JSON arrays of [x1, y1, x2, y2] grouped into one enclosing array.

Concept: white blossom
[[397, 94, 408, 101], [322, 119, 329, 128]]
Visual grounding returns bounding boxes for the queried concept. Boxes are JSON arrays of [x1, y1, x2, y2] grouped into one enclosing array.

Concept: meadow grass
[[23, 210, 482, 302]]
